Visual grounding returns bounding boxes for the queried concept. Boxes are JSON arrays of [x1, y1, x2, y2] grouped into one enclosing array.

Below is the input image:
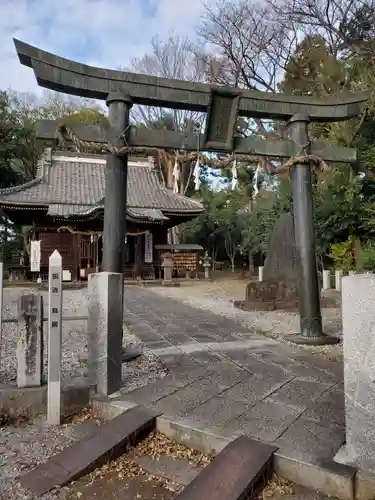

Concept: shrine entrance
[[14, 37, 368, 346]]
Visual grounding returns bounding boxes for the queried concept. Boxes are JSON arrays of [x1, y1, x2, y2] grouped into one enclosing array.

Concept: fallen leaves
[[70, 452, 181, 494], [257, 475, 294, 499], [64, 431, 209, 498], [62, 407, 103, 426], [135, 431, 212, 467], [0, 413, 29, 427]]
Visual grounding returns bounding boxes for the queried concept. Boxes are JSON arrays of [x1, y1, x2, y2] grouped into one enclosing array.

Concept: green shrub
[[361, 241, 375, 271]]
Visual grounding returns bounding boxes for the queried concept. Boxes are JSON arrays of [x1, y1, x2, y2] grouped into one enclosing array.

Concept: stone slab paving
[[122, 287, 345, 468]]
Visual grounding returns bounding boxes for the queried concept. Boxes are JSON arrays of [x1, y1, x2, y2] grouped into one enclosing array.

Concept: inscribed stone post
[[322, 270, 331, 290], [258, 266, 264, 282], [47, 250, 63, 425], [87, 272, 123, 396], [16, 294, 43, 387], [335, 270, 343, 291], [335, 274, 375, 472], [0, 261, 3, 368]]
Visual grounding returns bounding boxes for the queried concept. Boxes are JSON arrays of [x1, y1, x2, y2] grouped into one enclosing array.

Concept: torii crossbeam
[[14, 38, 368, 348]]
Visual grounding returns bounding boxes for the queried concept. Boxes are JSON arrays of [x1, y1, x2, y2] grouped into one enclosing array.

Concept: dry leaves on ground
[[63, 432, 205, 496], [257, 475, 294, 499], [0, 413, 29, 427], [62, 407, 104, 426], [135, 431, 212, 467]]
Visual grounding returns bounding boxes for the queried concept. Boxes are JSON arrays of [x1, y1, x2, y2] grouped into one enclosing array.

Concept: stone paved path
[[122, 287, 345, 468]]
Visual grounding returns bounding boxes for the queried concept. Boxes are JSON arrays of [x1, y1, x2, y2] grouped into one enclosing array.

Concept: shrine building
[[0, 149, 204, 281]]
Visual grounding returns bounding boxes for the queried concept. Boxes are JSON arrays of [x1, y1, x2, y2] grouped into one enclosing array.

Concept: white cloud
[[0, 0, 206, 95]]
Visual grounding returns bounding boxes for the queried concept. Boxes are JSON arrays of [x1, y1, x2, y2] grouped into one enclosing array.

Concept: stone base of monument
[[286, 332, 339, 345], [334, 445, 375, 500], [234, 279, 339, 312], [0, 377, 93, 418], [334, 445, 356, 469], [333, 273, 375, 499]]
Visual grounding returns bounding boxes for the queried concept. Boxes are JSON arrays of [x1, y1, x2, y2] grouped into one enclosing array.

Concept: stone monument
[[244, 212, 298, 311], [238, 212, 337, 330], [13, 38, 367, 366], [335, 274, 375, 473], [16, 294, 43, 388]]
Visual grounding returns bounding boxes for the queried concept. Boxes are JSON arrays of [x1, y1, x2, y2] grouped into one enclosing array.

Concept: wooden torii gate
[[14, 38, 368, 347]]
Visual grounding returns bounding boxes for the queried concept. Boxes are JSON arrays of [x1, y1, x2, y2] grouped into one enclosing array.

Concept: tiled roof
[[0, 150, 203, 220]]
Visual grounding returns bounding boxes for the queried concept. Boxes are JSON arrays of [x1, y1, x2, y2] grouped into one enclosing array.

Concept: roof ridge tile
[[0, 151, 204, 217]]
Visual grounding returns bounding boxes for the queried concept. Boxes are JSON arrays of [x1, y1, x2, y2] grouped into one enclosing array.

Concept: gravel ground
[[0, 287, 167, 388], [0, 283, 339, 500], [0, 285, 165, 500], [0, 408, 104, 500], [147, 281, 343, 361], [0, 412, 332, 500]]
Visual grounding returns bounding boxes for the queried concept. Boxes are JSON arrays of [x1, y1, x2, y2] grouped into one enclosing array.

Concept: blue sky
[[0, 0, 206, 94]]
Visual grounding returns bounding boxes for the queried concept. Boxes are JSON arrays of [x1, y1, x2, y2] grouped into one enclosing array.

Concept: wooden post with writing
[[47, 250, 63, 425]]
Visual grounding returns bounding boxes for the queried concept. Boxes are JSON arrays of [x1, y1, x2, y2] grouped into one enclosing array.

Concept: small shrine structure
[[0, 150, 203, 281]]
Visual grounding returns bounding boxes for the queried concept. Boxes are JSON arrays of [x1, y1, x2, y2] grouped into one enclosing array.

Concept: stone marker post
[[335, 274, 375, 472], [88, 272, 123, 395], [258, 266, 264, 282], [47, 250, 63, 425], [322, 270, 331, 290], [335, 270, 343, 291], [0, 261, 3, 368], [16, 294, 43, 387]]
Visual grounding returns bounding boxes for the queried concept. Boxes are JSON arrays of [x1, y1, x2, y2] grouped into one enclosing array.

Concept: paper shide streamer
[[231, 157, 238, 190], [172, 159, 180, 193]]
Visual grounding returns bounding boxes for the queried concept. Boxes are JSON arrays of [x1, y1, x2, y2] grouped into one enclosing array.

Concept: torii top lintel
[[14, 39, 368, 123]]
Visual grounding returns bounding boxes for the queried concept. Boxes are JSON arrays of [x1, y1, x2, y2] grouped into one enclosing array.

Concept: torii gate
[[14, 39, 367, 355]]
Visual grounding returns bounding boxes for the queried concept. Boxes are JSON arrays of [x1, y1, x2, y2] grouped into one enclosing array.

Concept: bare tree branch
[[127, 33, 205, 132], [266, 0, 375, 59], [196, 0, 298, 139]]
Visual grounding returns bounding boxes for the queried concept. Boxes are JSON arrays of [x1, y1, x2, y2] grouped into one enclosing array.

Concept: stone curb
[[92, 397, 375, 500], [0, 378, 93, 417]]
